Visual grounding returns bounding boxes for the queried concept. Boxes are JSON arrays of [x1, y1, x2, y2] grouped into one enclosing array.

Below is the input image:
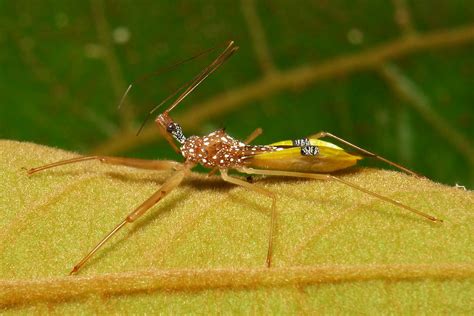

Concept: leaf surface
[[1, 140, 473, 313]]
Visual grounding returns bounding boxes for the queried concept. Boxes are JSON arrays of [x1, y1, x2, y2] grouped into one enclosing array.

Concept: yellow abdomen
[[245, 139, 362, 173]]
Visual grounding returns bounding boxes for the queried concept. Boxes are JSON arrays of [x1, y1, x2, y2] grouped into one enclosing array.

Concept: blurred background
[[1, 1, 473, 187]]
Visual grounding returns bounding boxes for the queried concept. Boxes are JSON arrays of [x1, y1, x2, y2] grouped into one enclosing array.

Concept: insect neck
[[155, 112, 187, 153]]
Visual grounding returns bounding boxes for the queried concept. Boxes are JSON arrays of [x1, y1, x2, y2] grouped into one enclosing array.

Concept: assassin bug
[[27, 41, 442, 275]]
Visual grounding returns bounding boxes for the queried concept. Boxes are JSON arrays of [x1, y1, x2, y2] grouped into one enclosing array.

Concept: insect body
[[162, 112, 361, 173], [180, 128, 275, 168], [27, 41, 442, 275]]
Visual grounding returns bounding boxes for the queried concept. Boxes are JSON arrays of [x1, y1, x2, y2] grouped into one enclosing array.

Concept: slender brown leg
[[238, 167, 443, 223], [69, 162, 195, 275], [244, 127, 263, 144], [207, 128, 263, 178], [28, 156, 182, 175], [220, 169, 277, 268], [309, 131, 421, 177]]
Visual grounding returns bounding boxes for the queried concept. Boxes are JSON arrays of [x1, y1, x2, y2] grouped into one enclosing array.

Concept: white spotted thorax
[[180, 129, 276, 168]]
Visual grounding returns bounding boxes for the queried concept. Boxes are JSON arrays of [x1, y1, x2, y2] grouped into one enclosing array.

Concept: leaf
[[1, 1, 473, 187], [1, 140, 473, 313]]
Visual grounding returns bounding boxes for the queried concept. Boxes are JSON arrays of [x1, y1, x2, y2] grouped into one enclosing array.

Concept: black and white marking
[[167, 122, 187, 144], [300, 145, 319, 156], [292, 138, 311, 147]]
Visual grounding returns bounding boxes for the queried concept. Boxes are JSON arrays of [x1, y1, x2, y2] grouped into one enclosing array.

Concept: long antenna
[[135, 76, 195, 136], [135, 40, 238, 135], [117, 41, 233, 110], [166, 41, 238, 114]]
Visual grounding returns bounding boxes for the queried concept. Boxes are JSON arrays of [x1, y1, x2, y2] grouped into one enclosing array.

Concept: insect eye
[[167, 123, 176, 133]]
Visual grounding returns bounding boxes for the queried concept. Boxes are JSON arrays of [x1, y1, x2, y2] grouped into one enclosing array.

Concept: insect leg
[[220, 169, 277, 268], [69, 162, 194, 275], [207, 127, 263, 178], [238, 167, 443, 223], [28, 156, 182, 175], [244, 127, 263, 144], [309, 131, 421, 177]]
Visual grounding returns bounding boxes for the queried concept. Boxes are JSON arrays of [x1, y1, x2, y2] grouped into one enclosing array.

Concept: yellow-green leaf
[[1, 140, 473, 313]]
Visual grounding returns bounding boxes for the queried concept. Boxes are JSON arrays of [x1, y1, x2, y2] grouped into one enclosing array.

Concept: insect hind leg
[[238, 167, 442, 223], [309, 131, 421, 177], [220, 169, 277, 268]]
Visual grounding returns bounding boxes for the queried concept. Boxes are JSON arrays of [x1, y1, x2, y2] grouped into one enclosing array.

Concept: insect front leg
[[309, 131, 421, 177], [220, 169, 277, 268], [69, 162, 195, 275], [27, 156, 182, 175], [238, 167, 443, 223]]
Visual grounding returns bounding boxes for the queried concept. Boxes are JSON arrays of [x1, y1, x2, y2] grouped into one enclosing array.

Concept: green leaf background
[[0, 0, 473, 187], [1, 0, 474, 313]]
